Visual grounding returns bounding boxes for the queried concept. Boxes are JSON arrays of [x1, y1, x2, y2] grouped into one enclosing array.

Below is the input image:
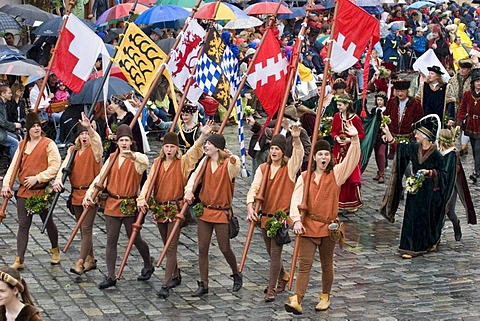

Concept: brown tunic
[[259, 163, 295, 228], [199, 158, 234, 224], [17, 137, 51, 198], [69, 146, 101, 205], [105, 155, 142, 218], [302, 171, 340, 238], [0, 304, 42, 321]]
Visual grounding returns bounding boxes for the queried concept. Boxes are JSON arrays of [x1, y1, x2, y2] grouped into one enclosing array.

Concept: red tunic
[[330, 112, 364, 209], [384, 97, 424, 137], [457, 90, 480, 139]]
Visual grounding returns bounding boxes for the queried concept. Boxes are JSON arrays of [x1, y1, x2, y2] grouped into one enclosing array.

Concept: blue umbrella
[[33, 17, 95, 36], [407, 1, 434, 9], [134, 4, 190, 25], [319, 0, 335, 9], [69, 77, 134, 105], [278, 7, 306, 20]]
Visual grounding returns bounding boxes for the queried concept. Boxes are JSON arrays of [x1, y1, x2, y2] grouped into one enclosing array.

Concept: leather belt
[[72, 185, 89, 190], [107, 191, 136, 199]]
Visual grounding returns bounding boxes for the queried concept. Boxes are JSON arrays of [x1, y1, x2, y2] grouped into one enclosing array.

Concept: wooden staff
[[287, 0, 340, 291], [238, 0, 313, 273], [0, 0, 77, 224], [41, 0, 143, 233]]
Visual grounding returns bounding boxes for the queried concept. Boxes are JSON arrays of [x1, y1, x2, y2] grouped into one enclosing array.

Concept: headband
[[110, 96, 125, 108], [336, 97, 353, 105], [438, 135, 454, 144], [0, 271, 24, 293]]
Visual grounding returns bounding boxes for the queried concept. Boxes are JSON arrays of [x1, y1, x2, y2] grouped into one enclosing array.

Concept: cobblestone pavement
[[1, 122, 480, 321]]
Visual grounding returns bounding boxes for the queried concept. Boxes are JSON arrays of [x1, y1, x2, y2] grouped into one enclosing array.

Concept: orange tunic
[[301, 171, 340, 238], [17, 137, 51, 198], [259, 163, 295, 228], [69, 146, 101, 206], [199, 158, 234, 224], [105, 155, 142, 218]]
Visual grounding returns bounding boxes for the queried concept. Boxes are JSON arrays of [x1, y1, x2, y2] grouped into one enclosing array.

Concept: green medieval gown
[[381, 142, 447, 256]]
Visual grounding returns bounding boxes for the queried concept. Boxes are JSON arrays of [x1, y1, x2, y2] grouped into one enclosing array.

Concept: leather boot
[[70, 259, 84, 275], [232, 273, 243, 292], [83, 255, 97, 272], [264, 287, 276, 302], [50, 247, 61, 265], [315, 293, 330, 311], [284, 294, 303, 315], [191, 281, 208, 297], [276, 271, 289, 293], [373, 171, 380, 180], [378, 173, 385, 184], [98, 277, 116, 289], [453, 220, 462, 241], [169, 269, 182, 288], [10, 256, 25, 270], [157, 285, 170, 299]]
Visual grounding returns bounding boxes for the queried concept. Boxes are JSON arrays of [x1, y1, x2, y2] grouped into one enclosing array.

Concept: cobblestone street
[[1, 124, 479, 320]]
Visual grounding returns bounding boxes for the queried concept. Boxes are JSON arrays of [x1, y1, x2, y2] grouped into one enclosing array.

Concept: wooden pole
[[287, 0, 340, 291]]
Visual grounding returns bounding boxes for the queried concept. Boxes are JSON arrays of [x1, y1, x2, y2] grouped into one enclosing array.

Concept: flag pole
[[0, 0, 77, 224], [115, 0, 205, 280], [287, 0, 341, 291], [238, 0, 314, 273], [40, 0, 142, 233]]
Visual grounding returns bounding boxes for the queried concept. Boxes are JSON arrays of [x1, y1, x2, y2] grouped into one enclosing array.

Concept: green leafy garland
[[193, 203, 204, 218], [265, 210, 288, 238], [120, 198, 137, 216], [148, 197, 177, 222], [25, 193, 53, 215], [104, 122, 118, 152]]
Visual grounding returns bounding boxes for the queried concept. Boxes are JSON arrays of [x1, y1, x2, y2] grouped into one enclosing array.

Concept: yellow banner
[[114, 23, 169, 97]]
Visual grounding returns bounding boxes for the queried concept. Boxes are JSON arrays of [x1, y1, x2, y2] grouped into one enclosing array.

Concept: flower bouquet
[[120, 198, 137, 216], [25, 193, 53, 215], [146, 100, 158, 110], [320, 116, 333, 138], [405, 171, 425, 195], [265, 210, 288, 238], [378, 66, 388, 79], [243, 105, 255, 117], [149, 197, 177, 222], [381, 115, 391, 126]]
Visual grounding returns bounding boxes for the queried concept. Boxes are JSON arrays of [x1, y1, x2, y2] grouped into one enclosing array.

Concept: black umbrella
[[33, 17, 95, 36], [69, 77, 134, 105], [0, 4, 58, 26]]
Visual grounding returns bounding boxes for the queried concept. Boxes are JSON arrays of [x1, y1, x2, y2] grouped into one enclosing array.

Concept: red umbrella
[[127, 0, 157, 5], [95, 3, 149, 25], [244, 2, 292, 15], [88, 66, 127, 81], [310, 4, 326, 11]]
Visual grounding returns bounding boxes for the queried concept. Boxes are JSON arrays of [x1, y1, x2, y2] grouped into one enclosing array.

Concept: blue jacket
[[412, 35, 427, 54], [382, 33, 400, 63]]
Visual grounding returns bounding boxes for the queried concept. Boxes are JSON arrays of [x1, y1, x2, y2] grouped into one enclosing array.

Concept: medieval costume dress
[[381, 115, 447, 257], [331, 111, 364, 210]]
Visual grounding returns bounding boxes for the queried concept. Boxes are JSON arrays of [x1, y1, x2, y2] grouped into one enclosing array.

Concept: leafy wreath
[[148, 197, 177, 222], [193, 203, 204, 218], [120, 198, 137, 216], [25, 193, 53, 216], [265, 210, 289, 238]]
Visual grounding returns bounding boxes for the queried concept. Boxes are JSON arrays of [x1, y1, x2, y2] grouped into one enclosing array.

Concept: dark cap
[[471, 68, 480, 82], [76, 124, 88, 136], [206, 134, 226, 150], [393, 79, 411, 90], [163, 132, 179, 147], [26, 112, 41, 132], [313, 139, 331, 154], [116, 124, 133, 140], [270, 134, 287, 154]]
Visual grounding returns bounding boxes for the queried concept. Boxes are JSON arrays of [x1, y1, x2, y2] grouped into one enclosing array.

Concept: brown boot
[[70, 259, 84, 275], [83, 255, 97, 272], [10, 256, 25, 270], [50, 247, 61, 265], [276, 271, 290, 293], [264, 287, 276, 302], [378, 173, 385, 184], [373, 171, 380, 180]]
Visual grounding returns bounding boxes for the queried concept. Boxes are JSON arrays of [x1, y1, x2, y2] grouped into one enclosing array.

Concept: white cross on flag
[[329, 0, 380, 73], [247, 29, 288, 117]]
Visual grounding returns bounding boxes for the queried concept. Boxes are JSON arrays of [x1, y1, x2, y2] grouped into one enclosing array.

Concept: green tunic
[[381, 142, 447, 256]]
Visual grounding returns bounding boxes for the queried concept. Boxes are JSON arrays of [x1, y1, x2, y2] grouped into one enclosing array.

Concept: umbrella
[[128, 0, 157, 5], [69, 77, 134, 104], [194, 3, 249, 20], [88, 66, 127, 81], [224, 16, 263, 29], [319, 0, 335, 9], [406, 1, 434, 10], [134, 4, 190, 25], [155, 0, 205, 8], [0, 45, 23, 58], [278, 7, 306, 19], [245, 2, 292, 15], [0, 4, 58, 26], [0, 59, 45, 76], [0, 12, 21, 33], [309, 4, 326, 12], [95, 3, 149, 26], [33, 17, 95, 36]]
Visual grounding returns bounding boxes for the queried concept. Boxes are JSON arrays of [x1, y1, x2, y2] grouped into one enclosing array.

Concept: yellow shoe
[[315, 293, 330, 311], [83, 255, 97, 272], [10, 256, 25, 270], [50, 247, 61, 265], [70, 259, 84, 275], [402, 254, 412, 259], [284, 294, 303, 315]]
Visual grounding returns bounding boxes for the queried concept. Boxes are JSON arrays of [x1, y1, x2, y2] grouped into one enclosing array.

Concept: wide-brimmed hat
[[284, 104, 299, 121], [427, 65, 444, 75]]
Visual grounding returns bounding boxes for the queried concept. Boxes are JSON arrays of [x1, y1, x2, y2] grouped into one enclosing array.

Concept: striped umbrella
[[194, 3, 249, 20]]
